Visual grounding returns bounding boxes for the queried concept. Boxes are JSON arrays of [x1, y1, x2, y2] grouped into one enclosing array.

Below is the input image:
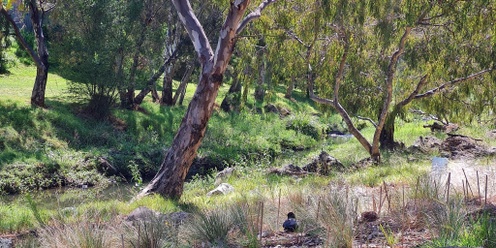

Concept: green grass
[[2, 58, 496, 247], [0, 64, 68, 103]]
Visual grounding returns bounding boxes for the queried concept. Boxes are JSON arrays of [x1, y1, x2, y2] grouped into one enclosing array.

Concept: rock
[[60, 207, 77, 217], [409, 136, 442, 153], [269, 164, 307, 176], [0, 238, 13, 248], [214, 167, 235, 185], [125, 206, 159, 222], [264, 104, 291, 117], [207, 183, 234, 196], [125, 207, 190, 226], [431, 156, 449, 176], [164, 211, 191, 226], [302, 151, 344, 175]]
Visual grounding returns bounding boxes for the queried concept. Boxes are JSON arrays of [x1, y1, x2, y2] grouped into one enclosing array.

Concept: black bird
[[283, 212, 298, 232]]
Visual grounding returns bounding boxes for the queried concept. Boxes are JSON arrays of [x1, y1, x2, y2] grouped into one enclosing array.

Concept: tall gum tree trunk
[[137, 0, 276, 199], [29, 0, 49, 108]]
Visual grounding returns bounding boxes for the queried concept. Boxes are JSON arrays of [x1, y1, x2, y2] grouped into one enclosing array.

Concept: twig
[[383, 181, 391, 212], [462, 168, 474, 198], [446, 172, 451, 206], [434, 180, 438, 199], [259, 201, 264, 243], [462, 180, 467, 202], [477, 171, 481, 202], [485, 175, 488, 206], [378, 187, 383, 215], [372, 194, 377, 213], [356, 115, 378, 128], [277, 188, 281, 229], [414, 177, 420, 211], [317, 197, 321, 220]]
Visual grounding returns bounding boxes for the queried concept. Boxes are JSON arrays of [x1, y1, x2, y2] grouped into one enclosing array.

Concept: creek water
[[0, 183, 137, 210]]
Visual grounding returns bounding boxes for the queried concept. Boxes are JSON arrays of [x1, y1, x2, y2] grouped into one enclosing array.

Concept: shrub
[[286, 113, 325, 140]]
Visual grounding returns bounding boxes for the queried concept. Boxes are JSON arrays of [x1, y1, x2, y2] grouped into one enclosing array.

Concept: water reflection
[[0, 183, 137, 209]]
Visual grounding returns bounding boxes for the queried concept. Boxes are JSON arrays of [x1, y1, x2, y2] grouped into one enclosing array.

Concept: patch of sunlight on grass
[[0, 65, 68, 104], [129, 194, 181, 214], [394, 120, 433, 147], [346, 154, 431, 187]]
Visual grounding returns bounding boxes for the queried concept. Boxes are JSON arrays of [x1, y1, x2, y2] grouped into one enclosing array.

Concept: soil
[[260, 134, 496, 247]]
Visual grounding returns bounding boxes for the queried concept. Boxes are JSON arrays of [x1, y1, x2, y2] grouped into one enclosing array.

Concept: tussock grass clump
[[185, 202, 262, 247], [186, 207, 233, 247], [289, 186, 357, 248], [124, 212, 177, 248], [38, 221, 116, 248]]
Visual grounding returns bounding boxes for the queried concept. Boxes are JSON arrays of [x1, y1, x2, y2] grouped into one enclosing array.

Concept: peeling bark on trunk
[[137, 0, 276, 199]]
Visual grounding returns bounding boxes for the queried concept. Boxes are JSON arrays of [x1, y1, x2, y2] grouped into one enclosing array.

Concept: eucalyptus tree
[[137, 0, 276, 199], [286, 1, 496, 161], [377, 1, 495, 149], [1, 0, 53, 107], [49, 0, 122, 118], [119, 0, 170, 109], [50, 0, 172, 116]]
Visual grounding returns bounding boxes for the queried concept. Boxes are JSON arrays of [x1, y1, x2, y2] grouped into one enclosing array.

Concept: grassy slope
[[2, 63, 495, 247]]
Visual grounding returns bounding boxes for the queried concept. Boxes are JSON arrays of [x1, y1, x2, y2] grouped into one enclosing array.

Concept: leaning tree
[[1, 0, 52, 107], [296, 0, 495, 161], [138, 0, 276, 199]]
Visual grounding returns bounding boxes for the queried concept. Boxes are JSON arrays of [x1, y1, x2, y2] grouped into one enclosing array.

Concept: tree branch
[[0, 8, 43, 68], [237, 0, 277, 34], [356, 116, 378, 128], [172, 0, 213, 64], [372, 27, 411, 151], [212, 0, 251, 75], [309, 34, 373, 155], [284, 29, 308, 48], [396, 74, 429, 108], [414, 68, 494, 99]]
